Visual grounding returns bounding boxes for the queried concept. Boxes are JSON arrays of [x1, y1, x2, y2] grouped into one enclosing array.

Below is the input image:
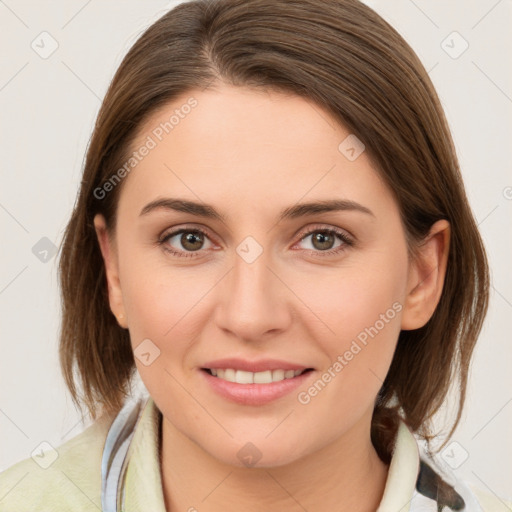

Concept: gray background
[[1, 0, 511, 501]]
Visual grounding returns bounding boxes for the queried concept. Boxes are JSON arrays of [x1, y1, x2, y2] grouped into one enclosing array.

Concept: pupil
[[314, 232, 333, 250], [182, 232, 203, 251]]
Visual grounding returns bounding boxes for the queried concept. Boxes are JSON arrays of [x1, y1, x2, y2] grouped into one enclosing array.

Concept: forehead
[[118, 84, 393, 221], [133, 84, 343, 155]]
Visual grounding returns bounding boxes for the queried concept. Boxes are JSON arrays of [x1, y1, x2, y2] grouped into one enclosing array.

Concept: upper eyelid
[[297, 224, 353, 239]]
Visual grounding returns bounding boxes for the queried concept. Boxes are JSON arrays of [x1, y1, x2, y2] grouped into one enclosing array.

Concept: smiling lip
[[199, 358, 315, 405], [201, 358, 311, 373]]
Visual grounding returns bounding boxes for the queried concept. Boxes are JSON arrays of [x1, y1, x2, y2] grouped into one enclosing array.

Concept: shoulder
[[0, 410, 115, 512], [468, 482, 512, 512]]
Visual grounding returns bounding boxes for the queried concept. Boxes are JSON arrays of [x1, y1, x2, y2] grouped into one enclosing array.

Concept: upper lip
[[201, 358, 313, 373]]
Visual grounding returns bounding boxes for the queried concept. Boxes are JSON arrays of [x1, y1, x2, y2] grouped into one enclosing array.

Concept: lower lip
[[200, 369, 314, 405]]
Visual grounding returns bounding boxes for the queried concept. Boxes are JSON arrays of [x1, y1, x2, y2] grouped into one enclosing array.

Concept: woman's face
[[95, 84, 435, 467]]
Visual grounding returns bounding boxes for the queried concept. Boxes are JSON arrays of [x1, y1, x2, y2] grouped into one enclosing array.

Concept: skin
[[94, 83, 450, 512]]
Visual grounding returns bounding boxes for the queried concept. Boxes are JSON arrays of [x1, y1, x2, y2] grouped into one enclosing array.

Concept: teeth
[[272, 369, 285, 381], [211, 368, 306, 384], [236, 370, 254, 384], [223, 369, 236, 382]]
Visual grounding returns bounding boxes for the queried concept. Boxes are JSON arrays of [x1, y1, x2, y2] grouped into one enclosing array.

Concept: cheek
[[117, 247, 220, 365], [122, 272, 200, 346], [118, 264, 206, 399], [305, 249, 406, 338], [300, 245, 408, 386]]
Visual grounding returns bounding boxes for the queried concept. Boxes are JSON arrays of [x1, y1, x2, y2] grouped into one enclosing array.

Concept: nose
[[213, 242, 293, 343]]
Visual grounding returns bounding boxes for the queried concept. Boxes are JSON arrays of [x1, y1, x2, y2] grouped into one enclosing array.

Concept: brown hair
[[58, 0, 489, 459]]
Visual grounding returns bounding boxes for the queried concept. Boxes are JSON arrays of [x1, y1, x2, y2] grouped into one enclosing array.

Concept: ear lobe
[[93, 214, 127, 329], [400, 219, 450, 331]]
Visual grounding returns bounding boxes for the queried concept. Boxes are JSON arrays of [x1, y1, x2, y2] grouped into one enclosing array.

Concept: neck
[[160, 412, 389, 512]]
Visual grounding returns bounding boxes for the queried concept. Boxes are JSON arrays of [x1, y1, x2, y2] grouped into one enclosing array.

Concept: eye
[[158, 224, 354, 259], [293, 225, 353, 256], [158, 227, 214, 258]]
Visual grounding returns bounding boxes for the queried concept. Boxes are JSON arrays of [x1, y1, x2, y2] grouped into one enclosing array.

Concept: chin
[[200, 433, 311, 470]]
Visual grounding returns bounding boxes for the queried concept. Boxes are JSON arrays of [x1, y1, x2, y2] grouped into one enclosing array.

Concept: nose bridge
[[231, 238, 276, 311], [233, 242, 271, 299], [215, 234, 290, 339]]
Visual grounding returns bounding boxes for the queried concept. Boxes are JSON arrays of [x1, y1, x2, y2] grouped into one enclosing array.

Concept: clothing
[[0, 392, 509, 511]]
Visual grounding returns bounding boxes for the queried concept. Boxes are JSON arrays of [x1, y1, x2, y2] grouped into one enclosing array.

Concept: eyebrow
[[139, 197, 375, 222]]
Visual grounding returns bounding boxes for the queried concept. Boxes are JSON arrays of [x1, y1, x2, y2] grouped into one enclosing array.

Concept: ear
[[93, 214, 128, 329], [400, 219, 450, 330]]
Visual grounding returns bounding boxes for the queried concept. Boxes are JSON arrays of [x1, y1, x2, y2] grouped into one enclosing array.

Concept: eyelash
[[157, 224, 354, 259]]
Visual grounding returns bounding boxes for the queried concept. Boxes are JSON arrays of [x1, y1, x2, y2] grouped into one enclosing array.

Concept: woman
[[0, 0, 509, 510]]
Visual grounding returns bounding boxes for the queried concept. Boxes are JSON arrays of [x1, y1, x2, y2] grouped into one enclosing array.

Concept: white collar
[[102, 393, 480, 511]]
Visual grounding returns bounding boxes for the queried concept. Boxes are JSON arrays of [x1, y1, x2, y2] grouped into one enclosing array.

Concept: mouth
[[201, 367, 314, 384], [199, 358, 316, 405], [200, 366, 315, 405]]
